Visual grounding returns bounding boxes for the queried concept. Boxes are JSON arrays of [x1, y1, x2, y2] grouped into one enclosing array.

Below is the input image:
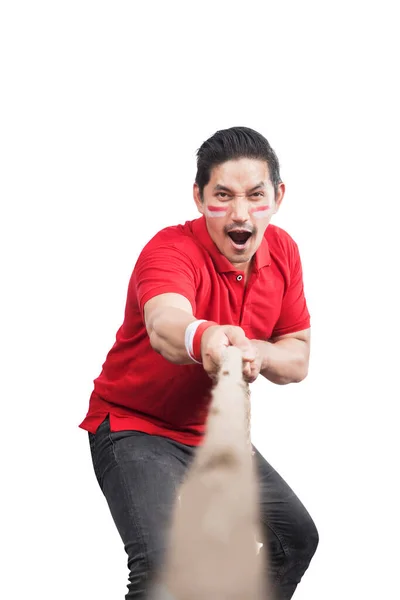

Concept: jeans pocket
[[108, 429, 145, 444], [88, 431, 104, 488], [88, 431, 96, 453]]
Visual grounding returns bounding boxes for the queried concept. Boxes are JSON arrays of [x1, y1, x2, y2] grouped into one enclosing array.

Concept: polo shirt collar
[[192, 216, 271, 273]]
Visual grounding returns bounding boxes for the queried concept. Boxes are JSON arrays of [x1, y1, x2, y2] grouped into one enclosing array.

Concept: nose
[[231, 198, 250, 223]]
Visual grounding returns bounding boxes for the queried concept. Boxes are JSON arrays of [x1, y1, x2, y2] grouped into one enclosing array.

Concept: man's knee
[[268, 505, 319, 564], [126, 545, 165, 599], [281, 505, 319, 573], [268, 513, 318, 599], [268, 508, 319, 579], [296, 511, 319, 562]]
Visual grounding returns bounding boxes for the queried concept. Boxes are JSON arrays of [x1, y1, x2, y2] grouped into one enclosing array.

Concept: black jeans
[[88, 416, 318, 599]]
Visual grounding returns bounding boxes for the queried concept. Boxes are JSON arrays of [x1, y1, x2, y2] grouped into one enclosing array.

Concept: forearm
[[149, 307, 198, 364], [253, 337, 310, 385]]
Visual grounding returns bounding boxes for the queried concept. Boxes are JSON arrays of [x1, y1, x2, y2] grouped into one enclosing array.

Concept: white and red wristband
[[184, 320, 218, 364]]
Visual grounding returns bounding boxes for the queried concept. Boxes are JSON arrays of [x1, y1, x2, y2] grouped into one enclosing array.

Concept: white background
[[1, 1, 399, 598]]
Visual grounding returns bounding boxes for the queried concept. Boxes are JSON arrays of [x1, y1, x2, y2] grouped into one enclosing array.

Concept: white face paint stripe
[[205, 206, 228, 218], [252, 209, 270, 219], [251, 205, 270, 219]]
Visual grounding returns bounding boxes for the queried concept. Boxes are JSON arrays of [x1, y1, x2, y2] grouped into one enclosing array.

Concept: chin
[[229, 253, 251, 264]]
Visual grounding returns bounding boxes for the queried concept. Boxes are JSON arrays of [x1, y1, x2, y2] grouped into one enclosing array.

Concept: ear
[[193, 183, 205, 215], [273, 182, 285, 214]]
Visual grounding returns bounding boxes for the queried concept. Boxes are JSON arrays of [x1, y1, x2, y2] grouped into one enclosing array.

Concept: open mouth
[[227, 230, 253, 247]]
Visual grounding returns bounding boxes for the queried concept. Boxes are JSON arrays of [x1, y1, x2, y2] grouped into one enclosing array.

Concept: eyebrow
[[213, 182, 265, 193]]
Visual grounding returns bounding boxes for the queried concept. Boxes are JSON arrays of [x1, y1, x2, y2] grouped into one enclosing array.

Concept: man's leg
[[253, 447, 319, 600], [88, 417, 194, 599]]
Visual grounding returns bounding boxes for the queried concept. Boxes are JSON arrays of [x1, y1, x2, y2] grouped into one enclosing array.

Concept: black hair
[[195, 126, 282, 200]]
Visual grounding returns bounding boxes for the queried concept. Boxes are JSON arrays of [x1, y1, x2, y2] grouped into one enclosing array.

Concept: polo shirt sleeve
[[271, 241, 310, 337], [134, 244, 198, 319]]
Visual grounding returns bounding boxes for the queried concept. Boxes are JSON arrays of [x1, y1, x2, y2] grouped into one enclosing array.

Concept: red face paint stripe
[[207, 206, 228, 212], [250, 205, 270, 213]]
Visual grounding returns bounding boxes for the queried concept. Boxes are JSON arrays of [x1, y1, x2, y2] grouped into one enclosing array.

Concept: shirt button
[[236, 275, 243, 281]]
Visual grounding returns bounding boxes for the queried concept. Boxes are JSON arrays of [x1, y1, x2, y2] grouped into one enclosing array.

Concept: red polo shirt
[[79, 216, 310, 445]]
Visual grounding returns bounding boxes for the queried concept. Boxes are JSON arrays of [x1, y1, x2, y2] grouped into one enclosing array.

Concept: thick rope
[[151, 347, 267, 600]]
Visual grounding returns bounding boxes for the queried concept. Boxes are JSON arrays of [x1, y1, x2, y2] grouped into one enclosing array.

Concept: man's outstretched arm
[[251, 328, 310, 385], [144, 292, 257, 379]]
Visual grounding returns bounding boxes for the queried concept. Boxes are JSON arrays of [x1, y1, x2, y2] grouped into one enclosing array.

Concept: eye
[[217, 192, 230, 199], [252, 192, 264, 198]]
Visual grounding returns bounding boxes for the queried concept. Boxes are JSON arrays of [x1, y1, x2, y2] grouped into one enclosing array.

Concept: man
[[80, 126, 319, 599]]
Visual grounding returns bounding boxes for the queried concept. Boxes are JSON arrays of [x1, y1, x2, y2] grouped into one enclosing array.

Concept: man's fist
[[200, 325, 258, 382]]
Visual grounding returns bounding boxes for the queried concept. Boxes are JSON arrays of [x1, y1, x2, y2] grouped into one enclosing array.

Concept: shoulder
[[266, 224, 300, 259], [137, 220, 204, 265]]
